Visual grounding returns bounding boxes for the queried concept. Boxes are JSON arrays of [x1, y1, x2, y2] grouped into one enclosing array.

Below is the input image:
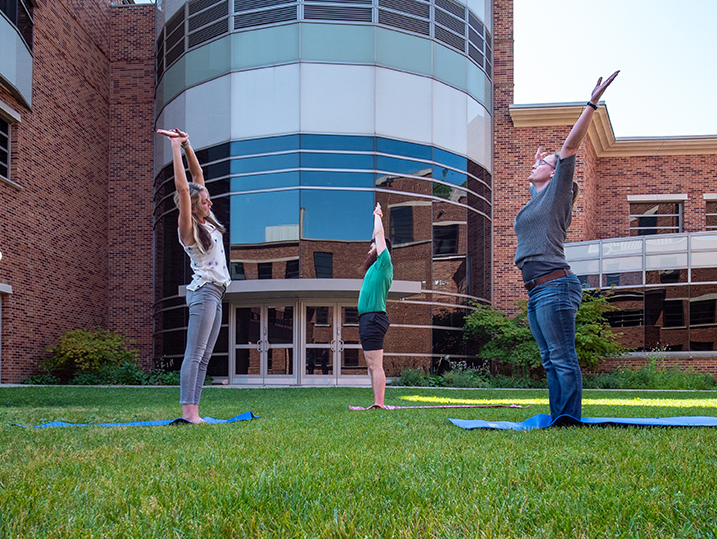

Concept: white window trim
[[0, 283, 12, 383], [0, 101, 21, 191], [704, 194, 717, 201], [627, 194, 688, 202]]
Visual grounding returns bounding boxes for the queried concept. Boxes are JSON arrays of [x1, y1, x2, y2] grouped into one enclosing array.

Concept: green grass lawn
[[2, 386, 717, 538]]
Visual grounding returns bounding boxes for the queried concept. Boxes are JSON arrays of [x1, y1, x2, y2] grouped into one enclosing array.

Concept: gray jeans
[[180, 283, 224, 405]]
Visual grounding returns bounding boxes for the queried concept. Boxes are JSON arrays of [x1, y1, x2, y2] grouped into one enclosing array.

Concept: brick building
[[1, 0, 715, 384]]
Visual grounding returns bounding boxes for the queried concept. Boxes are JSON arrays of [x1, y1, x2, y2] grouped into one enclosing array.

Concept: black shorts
[[359, 312, 391, 351]]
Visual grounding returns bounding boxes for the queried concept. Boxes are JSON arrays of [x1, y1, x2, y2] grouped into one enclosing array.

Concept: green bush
[[584, 361, 717, 390], [21, 374, 60, 385], [44, 328, 140, 375], [394, 368, 430, 387], [441, 368, 487, 388], [463, 291, 627, 376]]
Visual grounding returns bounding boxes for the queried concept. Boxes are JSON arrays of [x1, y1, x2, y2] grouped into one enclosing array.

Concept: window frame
[[0, 105, 22, 190]]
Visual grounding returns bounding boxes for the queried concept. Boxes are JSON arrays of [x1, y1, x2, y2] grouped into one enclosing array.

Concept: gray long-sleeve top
[[514, 155, 576, 277]]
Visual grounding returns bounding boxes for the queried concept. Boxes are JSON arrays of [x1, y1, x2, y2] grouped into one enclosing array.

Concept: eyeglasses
[[538, 159, 555, 169]]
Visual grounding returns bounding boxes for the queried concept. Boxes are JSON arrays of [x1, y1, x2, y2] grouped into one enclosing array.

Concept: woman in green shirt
[[358, 202, 393, 409]]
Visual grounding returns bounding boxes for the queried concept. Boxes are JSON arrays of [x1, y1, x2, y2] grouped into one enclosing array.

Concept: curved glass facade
[[154, 134, 492, 377], [153, 0, 493, 383], [566, 233, 717, 352]]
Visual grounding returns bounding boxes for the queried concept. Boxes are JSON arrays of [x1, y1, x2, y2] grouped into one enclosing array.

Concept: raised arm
[[157, 128, 195, 245], [560, 71, 619, 159], [373, 202, 387, 255]]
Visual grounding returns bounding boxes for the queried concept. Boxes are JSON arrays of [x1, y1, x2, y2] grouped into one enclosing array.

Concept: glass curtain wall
[[153, 135, 492, 375], [566, 233, 717, 352]]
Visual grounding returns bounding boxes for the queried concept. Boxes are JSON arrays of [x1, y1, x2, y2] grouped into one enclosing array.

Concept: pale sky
[[513, 0, 717, 137]]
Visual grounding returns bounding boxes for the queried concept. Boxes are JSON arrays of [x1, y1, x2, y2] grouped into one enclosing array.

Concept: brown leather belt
[[524, 269, 573, 292]]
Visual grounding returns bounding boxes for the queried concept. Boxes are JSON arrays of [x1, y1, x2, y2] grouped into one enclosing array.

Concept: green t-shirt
[[358, 249, 393, 314]]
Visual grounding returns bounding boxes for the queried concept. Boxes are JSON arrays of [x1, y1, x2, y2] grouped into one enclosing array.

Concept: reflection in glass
[[230, 191, 300, 244], [231, 171, 299, 191], [231, 135, 300, 156], [301, 170, 373, 187], [301, 190, 374, 240]]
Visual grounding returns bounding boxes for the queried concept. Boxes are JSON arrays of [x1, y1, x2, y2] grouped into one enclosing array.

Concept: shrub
[[21, 374, 60, 385], [463, 291, 627, 377], [44, 328, 140, 375], [394, 368, 430, 387]]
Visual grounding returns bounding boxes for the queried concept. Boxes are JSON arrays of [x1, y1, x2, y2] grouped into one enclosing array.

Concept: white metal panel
[[156, 92, 187, 169], [432, 80, 468, 156], [300, 63, 375, 135], [186, 75, 232, 149], [466, 97, 491, 172], [375, 68, 432, 144], [231, 65, 301, 139]]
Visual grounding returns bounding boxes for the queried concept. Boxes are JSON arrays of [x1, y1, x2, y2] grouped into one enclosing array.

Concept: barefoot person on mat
[[157, 128, 231, 424], [514, 71, 619, 420], [358, 202, 393, 409]]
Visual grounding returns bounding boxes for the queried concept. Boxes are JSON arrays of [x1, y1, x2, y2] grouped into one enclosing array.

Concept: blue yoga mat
[[13, 411, 257, 429], [449, 413, 717, 431]]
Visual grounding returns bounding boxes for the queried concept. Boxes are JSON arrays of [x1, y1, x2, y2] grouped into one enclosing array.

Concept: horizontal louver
[[234, 5, 297, 29], [235, 0, 294, 11], [189, 1, 228, 32], [435, 8, 464, 35], [435, 25, 464, 52], [304, 5, 372, 22], [189, 18, 228, 47], [436, 0, 464, 18], [378, 8, 429, 35], [378, 0, 429, 18]]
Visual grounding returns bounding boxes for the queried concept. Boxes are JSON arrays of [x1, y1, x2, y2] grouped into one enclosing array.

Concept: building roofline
[[509, 102, 717, 157]]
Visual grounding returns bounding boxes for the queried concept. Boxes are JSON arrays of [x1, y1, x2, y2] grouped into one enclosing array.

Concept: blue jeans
[[181, 283, 224, 405], [527, 274, 583, 419]]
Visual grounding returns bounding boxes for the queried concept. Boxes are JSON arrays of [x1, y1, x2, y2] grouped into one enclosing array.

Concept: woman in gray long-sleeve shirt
[[514, 71, 619, 420]]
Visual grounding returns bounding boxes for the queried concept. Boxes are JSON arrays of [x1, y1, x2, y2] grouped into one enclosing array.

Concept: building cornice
[[509, 103, 717, 158]]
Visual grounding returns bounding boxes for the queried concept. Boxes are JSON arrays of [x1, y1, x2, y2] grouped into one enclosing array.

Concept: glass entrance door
[[302, 302, 370, 385], [231, 303, 297, 384]]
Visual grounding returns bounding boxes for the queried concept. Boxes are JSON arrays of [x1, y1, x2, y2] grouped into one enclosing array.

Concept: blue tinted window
[[301, 190, 374, 240], [231, 171, 299, 191], [377, 156, 431, 176], [230, 191, 300, 244], [377, 137, 431, 160], [433, 147, 467, 171], [301, 152, 374, 170], [231, 153, 300, 174], [301, 134, 373, 152], [432, 165, 467, 186], [301, 171, 374, 188], [231, 135, 300, 156]]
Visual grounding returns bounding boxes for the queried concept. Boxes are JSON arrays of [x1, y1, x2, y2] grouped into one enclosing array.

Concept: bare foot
[[182, 416, 206, 424], [367, 404, 387, 410]]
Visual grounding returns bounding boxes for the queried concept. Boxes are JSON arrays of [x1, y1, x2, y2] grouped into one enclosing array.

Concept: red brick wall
[[0, 0, 114, 382], [0, 1, 155, 382], [108, 4, 155, 367]]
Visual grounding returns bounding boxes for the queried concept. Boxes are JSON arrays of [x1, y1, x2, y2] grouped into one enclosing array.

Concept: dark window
[[390, 206, 413, 245], [434, 224, 459, 255], [604, 309, 644, 328], [706, 201, 717, 231], [258, 262, 273, 279], [629, 202, 681, 236], [316, 306, 329, 326], [663, 300, 685, 327], [690, 341, 715, 352], [690, 300, 716, 326], [314, 252, 333, 278], [0, 119, 8, 180], [285, 259, 299, 279], [231, 262, 245, 280], [344, 307, 359, 326]]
